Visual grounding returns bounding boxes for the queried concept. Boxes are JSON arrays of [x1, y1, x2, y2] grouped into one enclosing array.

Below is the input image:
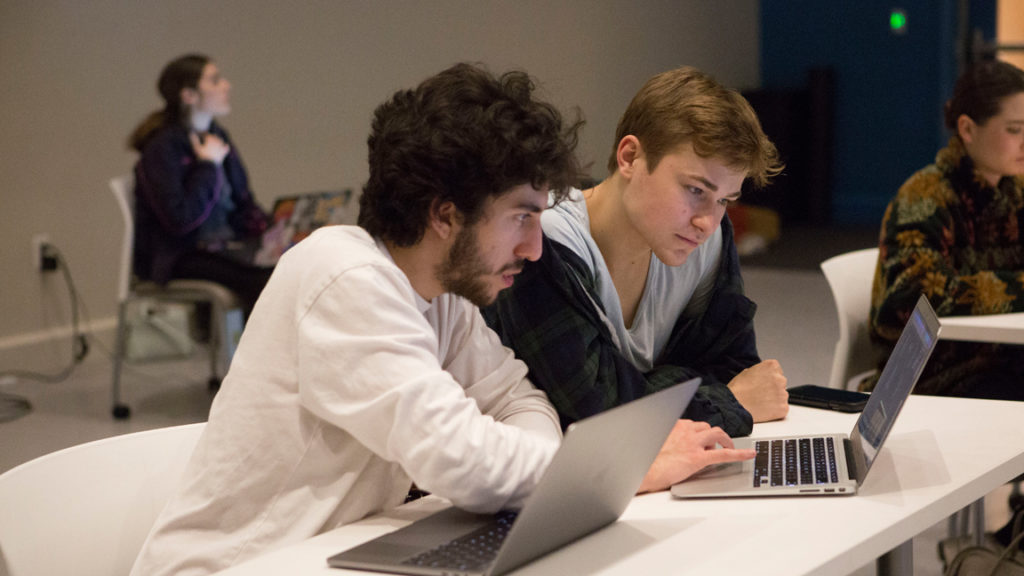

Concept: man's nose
[[515, 228, 543, 262], [691, 204, 719, 236]]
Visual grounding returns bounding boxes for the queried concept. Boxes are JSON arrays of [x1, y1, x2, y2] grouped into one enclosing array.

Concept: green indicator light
[[890, 10, 907, 31]]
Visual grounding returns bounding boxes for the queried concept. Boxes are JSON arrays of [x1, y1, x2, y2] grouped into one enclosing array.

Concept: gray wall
[[0, 1, 760, 370]]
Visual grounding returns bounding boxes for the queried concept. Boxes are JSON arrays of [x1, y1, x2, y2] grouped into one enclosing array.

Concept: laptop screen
[[253, 190, 353, 266], [848, 295, 940, 484]]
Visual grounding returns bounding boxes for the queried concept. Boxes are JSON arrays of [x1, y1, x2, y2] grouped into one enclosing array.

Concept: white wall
[[0, 0, 760, 369]]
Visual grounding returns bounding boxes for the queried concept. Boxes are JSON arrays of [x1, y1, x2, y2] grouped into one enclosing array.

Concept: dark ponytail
[[127, 54, 210, 151]]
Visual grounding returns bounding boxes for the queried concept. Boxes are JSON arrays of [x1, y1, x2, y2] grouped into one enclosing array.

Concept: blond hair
[[608, 66, 782, 187]]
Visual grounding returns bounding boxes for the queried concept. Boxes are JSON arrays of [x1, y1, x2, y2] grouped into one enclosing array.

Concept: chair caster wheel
[[208, 377, 221, 392], [112, 404, 131, 419]]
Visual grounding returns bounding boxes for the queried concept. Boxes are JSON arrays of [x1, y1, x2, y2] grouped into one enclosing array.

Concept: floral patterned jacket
[[867, 136, 1024, 398]]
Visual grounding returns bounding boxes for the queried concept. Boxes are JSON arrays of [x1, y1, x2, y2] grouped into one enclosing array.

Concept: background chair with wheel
[[109, 174, 244, 419]]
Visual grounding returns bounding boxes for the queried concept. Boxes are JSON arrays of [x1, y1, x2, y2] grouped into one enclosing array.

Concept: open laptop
[[251, 190, 353, 266], [672, 294, 940, 499], [328, 378, 700, 576], [218, 189, 353, 266]]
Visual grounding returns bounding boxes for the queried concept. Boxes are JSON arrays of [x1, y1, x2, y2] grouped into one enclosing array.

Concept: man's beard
[[436, 224, 522, 307]]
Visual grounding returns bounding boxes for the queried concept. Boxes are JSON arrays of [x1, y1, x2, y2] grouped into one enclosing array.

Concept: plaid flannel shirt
[[482, 215, 756, 436]]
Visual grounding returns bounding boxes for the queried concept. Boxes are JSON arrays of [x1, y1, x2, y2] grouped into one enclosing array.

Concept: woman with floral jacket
[[869, 59, 1024, 400]]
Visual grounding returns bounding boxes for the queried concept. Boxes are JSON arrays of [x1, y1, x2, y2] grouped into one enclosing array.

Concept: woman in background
[[128, 53, 272, 315], [870, 58, 1024, 401]]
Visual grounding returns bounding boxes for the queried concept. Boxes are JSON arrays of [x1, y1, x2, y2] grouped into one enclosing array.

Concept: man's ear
[[616, 135, 643, 178], [957, 114, 976, 145], [428, 198, 459, 241]]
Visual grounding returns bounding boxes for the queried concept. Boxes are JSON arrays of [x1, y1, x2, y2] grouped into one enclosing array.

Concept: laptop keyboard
[[753, 437, 839, 487], [401, 510, 519, 572]]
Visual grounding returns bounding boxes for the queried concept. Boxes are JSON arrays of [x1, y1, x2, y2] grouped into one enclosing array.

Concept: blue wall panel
[[761, 1, 962, 226]]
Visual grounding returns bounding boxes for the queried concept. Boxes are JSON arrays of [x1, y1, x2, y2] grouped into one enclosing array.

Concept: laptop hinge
[[843, 438, 857, 481]]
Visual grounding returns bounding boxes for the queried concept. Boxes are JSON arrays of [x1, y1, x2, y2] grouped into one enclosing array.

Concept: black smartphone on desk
[[787, 384, 870, 413]]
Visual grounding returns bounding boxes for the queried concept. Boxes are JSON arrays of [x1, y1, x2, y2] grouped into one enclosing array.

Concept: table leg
[[972, 497, 985, 546], [877, 539, 913, 576]]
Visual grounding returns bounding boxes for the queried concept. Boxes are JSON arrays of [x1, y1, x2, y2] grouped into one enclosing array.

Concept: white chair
[[0, 423, 205, 576], [110, 174, 244, 419], [819, 247, 880, 390]]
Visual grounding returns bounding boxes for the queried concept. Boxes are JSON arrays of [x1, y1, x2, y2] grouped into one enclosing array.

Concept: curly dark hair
[[358, 63, 584, 246]]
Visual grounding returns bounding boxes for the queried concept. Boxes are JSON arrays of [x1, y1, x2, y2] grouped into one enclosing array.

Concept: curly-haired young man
[[131, 63, 754, 576]]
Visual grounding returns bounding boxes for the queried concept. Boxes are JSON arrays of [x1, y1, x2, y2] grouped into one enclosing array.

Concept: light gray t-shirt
[[542, 188, 722, 371]]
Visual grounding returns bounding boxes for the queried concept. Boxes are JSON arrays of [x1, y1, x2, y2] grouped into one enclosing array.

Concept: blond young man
[[484, 66, 789, 436]]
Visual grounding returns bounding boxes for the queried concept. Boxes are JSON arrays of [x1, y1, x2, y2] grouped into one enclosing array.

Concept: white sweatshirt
[[130, 226, 560, 576]]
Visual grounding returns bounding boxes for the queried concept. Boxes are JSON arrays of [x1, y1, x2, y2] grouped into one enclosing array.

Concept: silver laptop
[[672, 294, 940, 499], [328, 378, 700, 575]]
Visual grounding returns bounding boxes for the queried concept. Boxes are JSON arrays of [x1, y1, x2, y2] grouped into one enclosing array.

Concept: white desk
[[939, 312, 1024, 345], [216, 395, 1024, 576]]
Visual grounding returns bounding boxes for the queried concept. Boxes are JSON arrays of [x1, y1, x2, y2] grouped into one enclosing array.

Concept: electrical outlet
[[31, 233, 48, 272], [31, 233, 57, 272]]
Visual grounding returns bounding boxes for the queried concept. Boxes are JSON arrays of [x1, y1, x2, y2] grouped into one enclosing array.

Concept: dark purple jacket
[[133, 122, 266, 284]]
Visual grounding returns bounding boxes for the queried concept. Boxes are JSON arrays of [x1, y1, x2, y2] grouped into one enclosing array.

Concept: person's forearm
[[500, 409, 562, 443]]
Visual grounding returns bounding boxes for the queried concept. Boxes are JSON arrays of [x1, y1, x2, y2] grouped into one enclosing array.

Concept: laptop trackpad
[[688, 441, 748, 479], [336, 541, 425, 563], [690, 460, 745, 479]]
